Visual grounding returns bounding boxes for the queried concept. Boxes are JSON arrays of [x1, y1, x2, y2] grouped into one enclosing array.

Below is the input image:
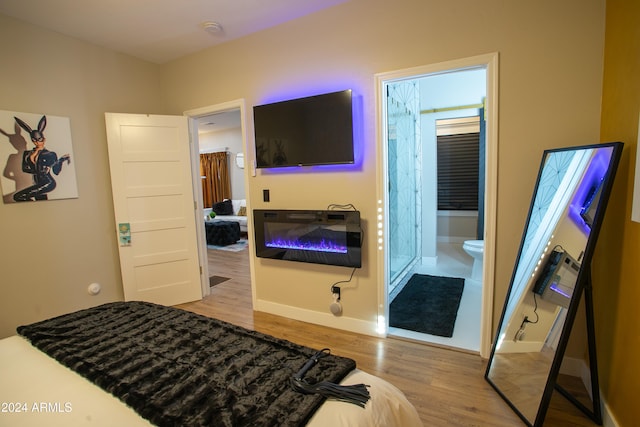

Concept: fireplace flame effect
[[265, 238, 348, 254]]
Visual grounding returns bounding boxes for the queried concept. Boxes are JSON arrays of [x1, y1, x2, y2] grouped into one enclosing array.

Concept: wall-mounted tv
[[253, 90, 354, 168]]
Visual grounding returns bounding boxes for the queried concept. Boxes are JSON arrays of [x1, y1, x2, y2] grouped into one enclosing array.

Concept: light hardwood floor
[[176, 247, 599, 426]]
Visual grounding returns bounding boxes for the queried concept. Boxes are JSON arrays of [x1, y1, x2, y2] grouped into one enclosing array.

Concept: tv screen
[[253, 90, 354, 168]]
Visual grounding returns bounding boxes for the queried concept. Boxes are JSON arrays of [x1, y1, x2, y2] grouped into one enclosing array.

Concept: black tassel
[[291, 348, 371, 408]]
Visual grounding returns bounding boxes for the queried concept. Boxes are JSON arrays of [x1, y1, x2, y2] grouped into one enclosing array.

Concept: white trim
[[437, 236, 474, 244], [421, 256, 437, 266], [186, 115, 210, 297], [602, 397, 620, 427], [497, 340, 544, 353], [375, 52, 499, 358], [254, 299, 380, 337], [183, 100, 255, 304]]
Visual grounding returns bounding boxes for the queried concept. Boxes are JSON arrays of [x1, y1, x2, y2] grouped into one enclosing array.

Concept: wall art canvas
[[0, 110, 78, 203]]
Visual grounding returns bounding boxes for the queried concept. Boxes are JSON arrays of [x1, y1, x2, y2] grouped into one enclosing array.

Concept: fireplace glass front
[[253, 209, 362, 268]]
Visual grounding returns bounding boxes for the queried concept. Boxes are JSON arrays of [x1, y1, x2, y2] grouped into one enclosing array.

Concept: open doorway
[[376, 54, 498, 357], [184, 100, 251, 297], [197, 110, 249, 288]]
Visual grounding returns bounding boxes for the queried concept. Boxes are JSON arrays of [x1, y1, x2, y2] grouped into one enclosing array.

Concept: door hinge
[[199, 266, 203, 275]]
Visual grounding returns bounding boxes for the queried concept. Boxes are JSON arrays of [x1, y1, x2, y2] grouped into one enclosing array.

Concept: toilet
[[463, 240, 484, 281]]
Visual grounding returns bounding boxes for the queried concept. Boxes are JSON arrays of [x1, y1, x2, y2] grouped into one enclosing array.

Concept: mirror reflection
[[486, 143, 622, 426]]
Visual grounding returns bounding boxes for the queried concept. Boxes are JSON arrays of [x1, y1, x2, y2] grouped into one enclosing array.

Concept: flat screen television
[[253, 90, 354, 168]]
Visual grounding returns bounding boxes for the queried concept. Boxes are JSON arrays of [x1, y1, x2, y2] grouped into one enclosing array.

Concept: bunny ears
[[15, 115, 47, 142]]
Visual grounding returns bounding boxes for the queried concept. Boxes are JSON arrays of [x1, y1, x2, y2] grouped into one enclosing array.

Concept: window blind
[[437, 133, 480, 210]]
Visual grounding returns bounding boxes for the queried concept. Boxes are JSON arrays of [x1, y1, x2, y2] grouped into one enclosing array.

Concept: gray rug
[[209, 275, 230, 287], [207, 239, 248, 252], [389, 274, 465, 337]]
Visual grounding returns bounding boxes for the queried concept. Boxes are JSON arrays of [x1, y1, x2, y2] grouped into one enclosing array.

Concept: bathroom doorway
[[376, 54, 498, 356]]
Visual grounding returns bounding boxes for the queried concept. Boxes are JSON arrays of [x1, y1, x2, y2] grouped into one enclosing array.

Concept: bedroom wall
[[0, 14, 163, 339], [159, 0, 607, 335], [596, 0, 640, 424]]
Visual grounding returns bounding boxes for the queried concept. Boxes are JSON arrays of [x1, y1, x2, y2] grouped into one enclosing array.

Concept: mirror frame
[[485, 141, 623, 426]]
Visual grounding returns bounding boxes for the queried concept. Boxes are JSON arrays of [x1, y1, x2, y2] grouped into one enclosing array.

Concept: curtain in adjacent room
[[200, 152, 231, 208]]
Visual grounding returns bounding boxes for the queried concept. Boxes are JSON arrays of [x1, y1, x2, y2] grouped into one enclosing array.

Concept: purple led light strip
[[569, 147, 613, 233], [549, 282, 572, 298], [265, 238, 348, 254]]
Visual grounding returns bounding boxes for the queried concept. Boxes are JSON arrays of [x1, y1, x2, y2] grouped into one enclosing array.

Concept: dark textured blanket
[[17, 301, 356, 427]]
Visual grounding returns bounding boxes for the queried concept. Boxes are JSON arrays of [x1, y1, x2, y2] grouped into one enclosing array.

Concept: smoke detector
[[201, 21, 223, 34]]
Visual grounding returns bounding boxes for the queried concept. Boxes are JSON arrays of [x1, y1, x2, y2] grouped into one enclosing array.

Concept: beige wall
[[598, 0, 640, 424], [162, 0, 607, 333], [0, 14, 164, 338]]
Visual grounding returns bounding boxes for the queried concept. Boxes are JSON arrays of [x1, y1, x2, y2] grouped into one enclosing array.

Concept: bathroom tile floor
[[389, 242, 482, 353]]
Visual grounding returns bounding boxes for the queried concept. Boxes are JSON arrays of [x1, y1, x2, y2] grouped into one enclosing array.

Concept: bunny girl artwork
[[0, 111, 78, 203]]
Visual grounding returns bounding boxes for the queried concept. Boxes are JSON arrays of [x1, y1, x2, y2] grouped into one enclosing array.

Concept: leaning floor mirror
[[485, 142, 623, 426]]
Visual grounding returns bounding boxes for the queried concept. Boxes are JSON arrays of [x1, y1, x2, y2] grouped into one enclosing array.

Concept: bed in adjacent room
[[0, 302, 421, 427]]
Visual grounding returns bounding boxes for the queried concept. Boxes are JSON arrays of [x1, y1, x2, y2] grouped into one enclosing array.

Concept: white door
[[105, 113, 203, 305]]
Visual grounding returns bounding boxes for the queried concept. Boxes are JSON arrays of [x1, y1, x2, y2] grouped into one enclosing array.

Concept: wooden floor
[[176, 247, 599, 426]]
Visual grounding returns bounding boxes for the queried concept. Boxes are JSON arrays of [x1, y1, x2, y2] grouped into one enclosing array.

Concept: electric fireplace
[[253, 209, 362, 268]]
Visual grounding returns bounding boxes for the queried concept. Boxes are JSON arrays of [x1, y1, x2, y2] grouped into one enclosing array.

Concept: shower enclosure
[[386, 81, 421, 290]]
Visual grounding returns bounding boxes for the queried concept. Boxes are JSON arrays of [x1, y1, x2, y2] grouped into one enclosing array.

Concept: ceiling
[[0, 0, 349, 64], [0, 0, 349, 134], [197, 110, 242, 135]]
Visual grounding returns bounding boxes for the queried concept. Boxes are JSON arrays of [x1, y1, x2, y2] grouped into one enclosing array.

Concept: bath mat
[[389, 274, 465, 337], [209, 275, 230, 287]]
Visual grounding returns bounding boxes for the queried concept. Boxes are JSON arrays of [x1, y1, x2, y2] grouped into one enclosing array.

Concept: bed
[[0, 302, 422, 426]]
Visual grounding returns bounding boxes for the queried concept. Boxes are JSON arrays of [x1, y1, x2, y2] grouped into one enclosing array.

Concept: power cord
[[330, 267, 357, 296], [514, 293, 540, 341], [324, 202, 361, 311], [327, 203, 357, 211]]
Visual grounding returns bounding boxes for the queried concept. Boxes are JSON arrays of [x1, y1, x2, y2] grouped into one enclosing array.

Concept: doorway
[[184, 100, 252, 297], [376, 54, 498, 357]]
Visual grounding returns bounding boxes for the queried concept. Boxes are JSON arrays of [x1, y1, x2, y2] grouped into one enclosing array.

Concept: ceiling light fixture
[[201, 21, 223, 35]]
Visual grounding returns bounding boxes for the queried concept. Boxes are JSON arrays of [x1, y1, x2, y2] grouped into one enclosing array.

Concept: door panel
[[105, 113, 202, 305]]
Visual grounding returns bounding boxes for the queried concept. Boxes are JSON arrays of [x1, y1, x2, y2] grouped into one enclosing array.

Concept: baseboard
[[254, 299, 380, 337], [561, 357, 619, 427], [437, 236, 471, 243], [497, 339, 544, 353], [601, 397, 620, 427], [421, 256, 437, 266]]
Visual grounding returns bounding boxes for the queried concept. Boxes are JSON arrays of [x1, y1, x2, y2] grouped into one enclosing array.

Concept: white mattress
[[0, 336, 422, 426]]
